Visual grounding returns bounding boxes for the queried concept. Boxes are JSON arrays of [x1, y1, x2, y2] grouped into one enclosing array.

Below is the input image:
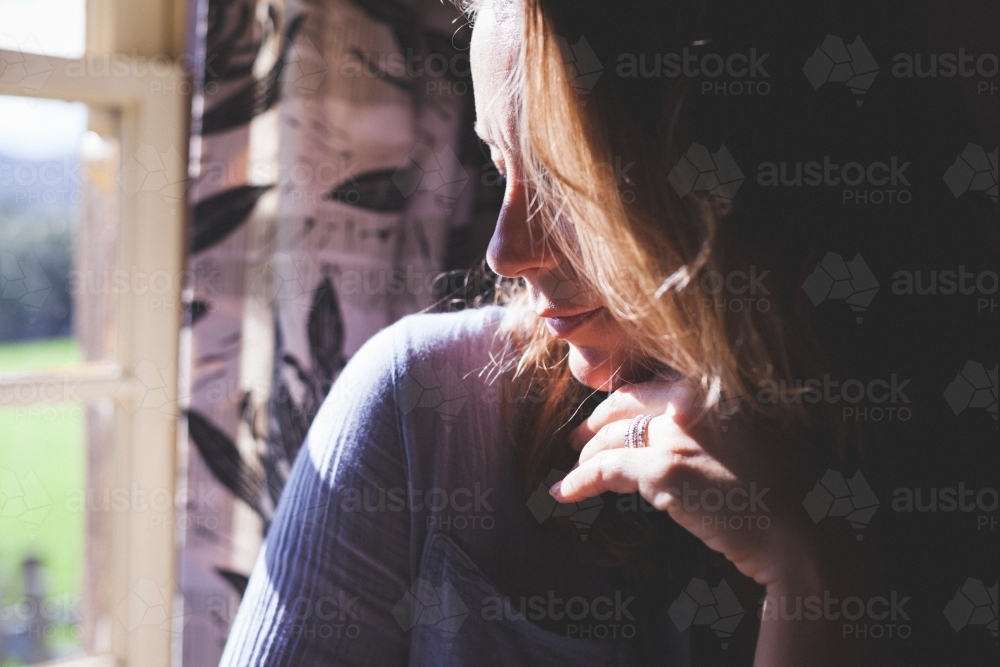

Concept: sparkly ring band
[[624, 414, 653, 449]]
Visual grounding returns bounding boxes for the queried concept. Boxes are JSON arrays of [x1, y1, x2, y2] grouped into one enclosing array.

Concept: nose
[[486, 171, 560, 279]]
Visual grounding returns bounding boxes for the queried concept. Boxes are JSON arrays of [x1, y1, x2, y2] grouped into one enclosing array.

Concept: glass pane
[[0, 0, 86, 59], [0, 95, 120, 372], [0, 401, 112, 664]]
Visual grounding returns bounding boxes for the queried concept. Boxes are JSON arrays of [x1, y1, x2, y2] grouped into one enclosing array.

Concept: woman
[[220, 1, 868, 665]]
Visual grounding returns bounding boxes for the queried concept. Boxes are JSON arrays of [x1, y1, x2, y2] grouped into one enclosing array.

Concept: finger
[[570, 382, 674, 450], [551, 447, 659, 502], [578, 408, 694, 466], [577, 419, 629, 466]]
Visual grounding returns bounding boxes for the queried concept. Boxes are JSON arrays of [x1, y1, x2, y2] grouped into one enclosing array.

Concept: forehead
[[470, 0, 520, 49], [470, 1, 519, 141]]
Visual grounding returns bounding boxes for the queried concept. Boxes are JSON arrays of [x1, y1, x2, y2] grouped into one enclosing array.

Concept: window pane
[[0, 0, 86, 59], [0, 95, 120, 371], [0, 401, 112, 664]]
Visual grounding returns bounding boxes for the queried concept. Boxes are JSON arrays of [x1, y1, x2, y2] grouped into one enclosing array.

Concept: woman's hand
[[552, 379, 824, 589], [554, 380, 872, 666]]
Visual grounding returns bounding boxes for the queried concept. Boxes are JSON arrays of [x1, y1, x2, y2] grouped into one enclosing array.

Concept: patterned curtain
[[177, 1, 496, 663]]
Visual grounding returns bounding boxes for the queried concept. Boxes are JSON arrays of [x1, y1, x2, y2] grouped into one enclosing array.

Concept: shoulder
[[350, 304, 507, 383], [387, 304, 507, 363], [330, 304, 505, 389], [306, 306, 509, 463]]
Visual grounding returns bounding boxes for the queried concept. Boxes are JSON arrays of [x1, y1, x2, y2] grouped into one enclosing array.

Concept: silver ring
[[624, 414, 653, 449]]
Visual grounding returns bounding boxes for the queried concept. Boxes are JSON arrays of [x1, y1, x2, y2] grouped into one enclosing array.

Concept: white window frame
[[0, 2, 187, 666]]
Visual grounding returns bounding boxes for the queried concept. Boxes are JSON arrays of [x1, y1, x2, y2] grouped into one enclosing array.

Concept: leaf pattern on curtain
[[202, 13, 307, 134], [186, 409, 269, 522], [306, 276, 347, 394], [177, 1, 490, 664], [326, 169, 409, 212], [204, 1, 258, 83], [190, 185, 272, 254]]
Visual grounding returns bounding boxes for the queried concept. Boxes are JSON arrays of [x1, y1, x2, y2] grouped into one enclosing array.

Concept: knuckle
[[652, 494, 675, 513], [671, 441, 702, 458], [593, 421, 617, 446], [604, 392, 632, 418], [614, 384, 649, 410], [616, 383, 640, 397], [609, 384, 642, 401], [595, 452, 621, 480], [658, 452, 690, 483]]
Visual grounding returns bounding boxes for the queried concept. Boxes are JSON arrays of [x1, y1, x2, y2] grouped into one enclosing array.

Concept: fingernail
[[548, 480, 563, 499]]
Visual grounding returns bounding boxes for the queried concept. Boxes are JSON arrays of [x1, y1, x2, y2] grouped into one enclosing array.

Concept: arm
[[751, 522, 873, 667], [219, 327, 412, 666]]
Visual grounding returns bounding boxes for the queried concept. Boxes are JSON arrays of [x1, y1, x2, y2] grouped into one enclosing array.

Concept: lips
[[542, 307, 603, 338]]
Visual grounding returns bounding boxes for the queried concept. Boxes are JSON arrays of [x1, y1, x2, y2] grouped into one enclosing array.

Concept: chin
[[567, 345, 621, 392], [567, 340, 653, 392]]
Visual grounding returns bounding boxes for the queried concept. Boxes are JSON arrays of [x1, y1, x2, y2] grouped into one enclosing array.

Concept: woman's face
[[470, 3, 646, 392]]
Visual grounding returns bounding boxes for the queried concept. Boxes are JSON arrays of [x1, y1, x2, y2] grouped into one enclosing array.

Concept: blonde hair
[[457, 0, 844, 578]]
